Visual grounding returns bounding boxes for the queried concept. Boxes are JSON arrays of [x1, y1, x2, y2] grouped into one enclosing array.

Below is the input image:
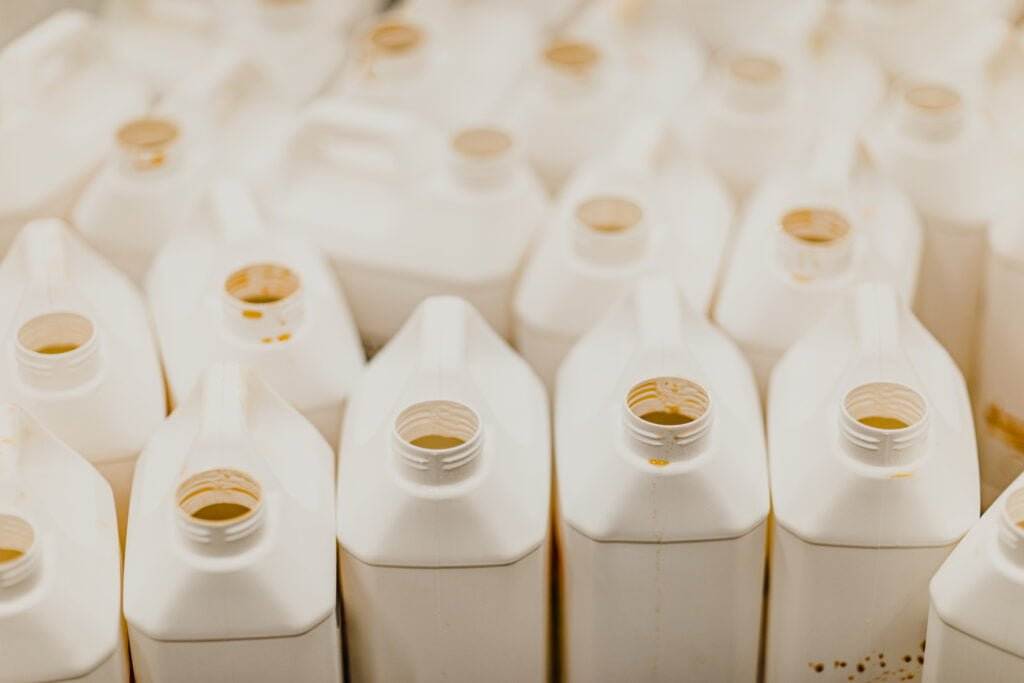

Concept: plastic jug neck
[[362, 17, 428, 81], [0, 514, 39, 589], [572, 196, 649, 265], [898, 83, 966, 143], [839, 382, 929, 468], [997, 488, 1024, 567], [448, 127, 517, 189], [15, 312, 102, 391], [116, 117, 182, 176], [721, 53, 788, 113], [541, 38, 603, 96], [775, 207, 854, 281], [392, 400, 483, 487], [622, 377, 713, 466], [221, 263, 305, 345], [175, 468, 265, 548]]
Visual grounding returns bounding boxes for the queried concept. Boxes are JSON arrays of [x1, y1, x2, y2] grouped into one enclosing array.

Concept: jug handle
[[0, 10, 95, 105], [417, 297, 466, 375], [199, 363, 250, 443], [854, 282, 903, 358], [633, 275, 685, 351], [22, 219, 68, 298], [285, 100, 416, 183], [210, 180, 267, 243]]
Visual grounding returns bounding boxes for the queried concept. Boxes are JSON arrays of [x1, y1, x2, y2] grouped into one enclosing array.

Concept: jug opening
[[17, 312, 94, 357], [0, 514, 32, 566], [781, 208, 850, 245], [177, 469, 262, 526], [728, 55, 783, 84], [1005, 488, 1024, 532], [544, 39, 601, 75], [225, 263, 300, 307], [116, 118, 179, 171], [396, 400, 480, 452], [577, 197, 643, 234], [905, 84, 961, 114], [452, 128, 513, 160], [627, 377, 709, 426], [368, 19, 424, 55], [843, 382, 926, 432]]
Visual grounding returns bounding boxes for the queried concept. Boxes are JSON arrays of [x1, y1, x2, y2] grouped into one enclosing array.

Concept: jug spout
[[622, 376, 713, 465]]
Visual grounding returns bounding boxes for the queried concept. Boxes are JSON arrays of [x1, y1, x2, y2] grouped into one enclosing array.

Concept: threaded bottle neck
[[541, 38, 603, 96], [775, 207, 854, 281], [116, 117, 181, 175], [0, 513, 39, 589], [898, 83, 965, 143], [572, 196, 649, 265], [221, 263, 305, 345], [721, 53, 788, 113], [15, 312, 102, 391], [392, 400, 484, 487], [449, 127, 517, 189], [839, 381, 929, 468], [363, 17, 428, 81], [622, 377, 713, 466], [998, 487, 1024, 566], [175, 468, 266, 549]]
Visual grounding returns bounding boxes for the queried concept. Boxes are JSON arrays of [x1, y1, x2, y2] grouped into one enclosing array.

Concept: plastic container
[[713, 138, 922, 393], [102, 0, 216, 96], [263, 99, 548, 352], [864, 82, 1004, 381], [923, 479, 1024, 682], [337, 296, 550, 682], [148, 181, 364, 448], [671, 0, 826, 52], [974, 204, 1024, 507], [0, 403, 128, 683], [73, 115, 202, 284], [514, 116, 734, 388], [556, 275, 769, 682], [0, 218, 165, 539], [333, 8, 540, 130], [764, 282, 979, 683], [124, 362, 341, 683], [0, 9, 150, 253]]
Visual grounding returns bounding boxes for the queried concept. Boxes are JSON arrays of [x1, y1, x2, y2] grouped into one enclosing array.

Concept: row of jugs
[[1, 263, 999, 681]]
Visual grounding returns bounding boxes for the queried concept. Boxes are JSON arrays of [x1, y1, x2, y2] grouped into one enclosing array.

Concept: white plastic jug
[[568, 0, 706, 116], [514, 116, 734, 388], [678, 41, 883, 200], [148, 181, 364, 447], [0, 9, 150, 253], [556, 275, 769, 682], [923, 479, 1024, 682], [337, 296, 550, 682], [0, 403, 128, 683], [216, 0, 366, 104], [764, 282, 979, 683], [670, 0, 826, 52], [0, 218, 165, 539], [333, 8, 541, 130], [73, 115, 202, 284], [124, 362, 341, 683], [974, 203, 1024, 508], [713, 138, 922, 393], [864, 82, 1005, 381], [839, 0, 1009, 84], [102, 0, 216, 96], [263, 99, 548, 351], [157, 47, 299, 182]]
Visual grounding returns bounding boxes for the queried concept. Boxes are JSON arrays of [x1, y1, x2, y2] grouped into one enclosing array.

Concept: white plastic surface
[[924, 480, 1024, 682], [514, 116, 734, 388], [556, 275, 769, 682], [865, 82, 1005, 381], [0, 10, 150, 253], [0, 218, 165, 538], [713, 142, 922, 394], [148, 181, 364, 447], [0, 403, 127, 683], [337, 296, 550, 682], [764, 283, 979, 683], [124, 362, 341, 683], [263, 100, 549, 351]]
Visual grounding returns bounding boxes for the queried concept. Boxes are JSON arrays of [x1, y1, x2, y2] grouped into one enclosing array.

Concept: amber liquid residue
[[0, 548, 23, 563], [410, 435, 465, 449], [859, 416, 909, 430], [192, 503, 252, 522], [640, 410, 694, 426], [243, 294, 283, 305], [35, 343, 79, 355]]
